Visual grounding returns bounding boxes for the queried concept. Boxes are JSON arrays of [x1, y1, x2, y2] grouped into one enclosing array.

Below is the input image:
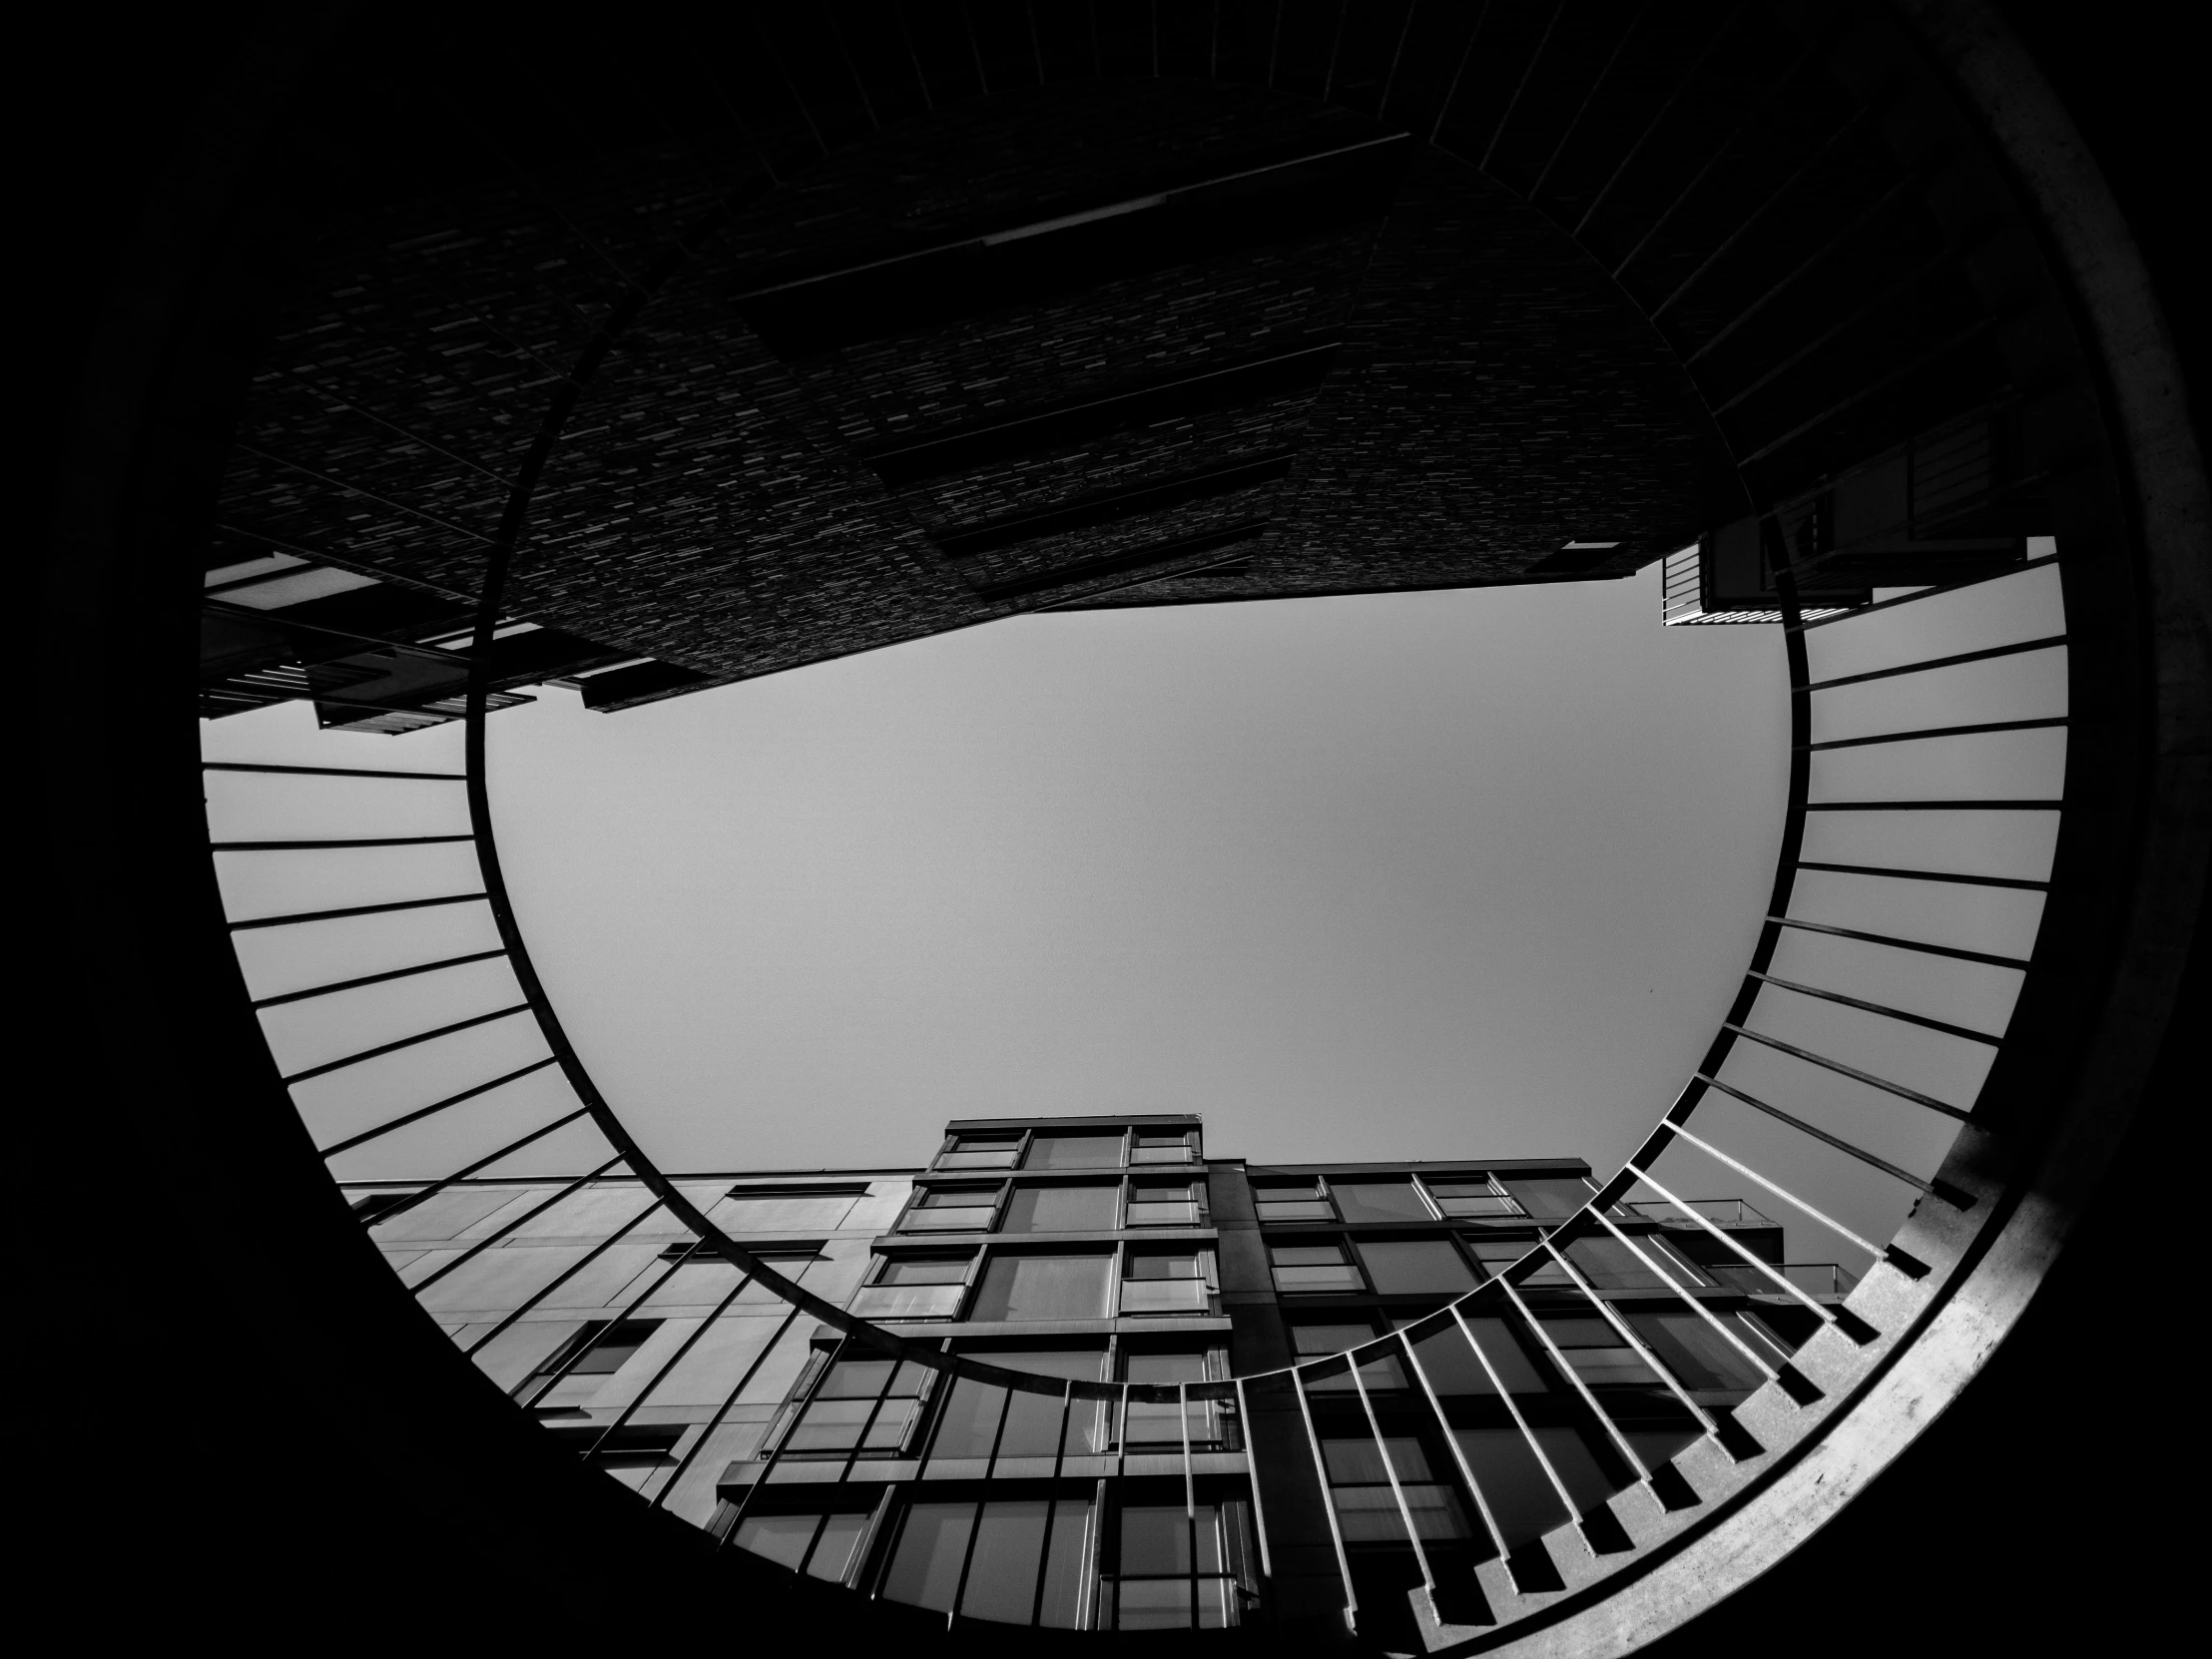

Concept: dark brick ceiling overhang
[[215, 1, 2025, 709]]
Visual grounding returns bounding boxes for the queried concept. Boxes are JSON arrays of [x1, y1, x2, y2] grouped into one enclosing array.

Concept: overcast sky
[[213, 561, 1787, 1171]]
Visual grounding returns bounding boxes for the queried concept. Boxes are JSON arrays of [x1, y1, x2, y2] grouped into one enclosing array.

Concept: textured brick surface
[[212, 1, 1996, 707]]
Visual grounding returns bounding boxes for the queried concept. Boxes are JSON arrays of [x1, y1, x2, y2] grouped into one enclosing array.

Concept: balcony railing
[[1625, 1198, 1775, 1230]]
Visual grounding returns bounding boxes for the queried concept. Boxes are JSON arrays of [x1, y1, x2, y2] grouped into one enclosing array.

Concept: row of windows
[[1252, 1172, 1592, 1226], [727, 1478, 1259, 1630], [771, 1339, 1237, 1464], [935, 1128, 1199, 1172], [1265, 1228, 1731, 1298], [853, 1245, 1219, 1323], [899, 1177, 1204, 1235]]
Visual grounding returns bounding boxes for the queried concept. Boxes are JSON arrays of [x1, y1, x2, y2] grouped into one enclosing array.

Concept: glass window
[[881, 1501, 975, 1612], [565, 1320, 660, 1375], [1294, 1322, 1404, 1391], [1625, 1310, 1766, 1394], [1423, 1177, 1526, 1220], [1109, 1501, 1249, 1629], [1026, 1133, 1124, 1169], [1330, 1180, 1434, 1223], [1449, 1427, 1571, 1547], [876, 1496, 1094, 1626], [734, 1499, 880, 1583], [1535, 1318, 1664, 1387], [1321, 1435, 1471, 1542], [937, 1134, 1022, 1170], [1253, 1179, 1333, 1221], [971, 1252, 1115, 1321], [1123, 1250, 1211, 1315], [1121, 1351, 1233, 1448], [849, 1254, 971, 1320], [1358, 1238, 1477, 1295], [1564, 1235, 1696, 1290], [1269, 1242, 1365, 1294], [930, 1351, 1105, 1460], [1130, 1132, 1194, 1165], [1127, 1182, 1201, 1227], [1498, 1176, 1593, 1220], [1465, 1237, 1571, 1285], [1001, 1183, 1119, 1233], [782, 1358, 930, 1455], [901, 1185, 1000, 1232], [516, 1319, 664, 1407]]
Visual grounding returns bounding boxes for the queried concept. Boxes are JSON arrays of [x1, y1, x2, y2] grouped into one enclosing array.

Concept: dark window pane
[[1457, 1316, 1551, 1394], [882, 1502, 976, 1613], [1531, 1424, 1629, 1510], [569, 1320, 660, 1374], [1565, 1237, 1673, 1290], [987, 1351, 1104, 1457], [1331, 1181, 1432, 1223], [1498, 1177, 1592, 1220], [1360, 1238, 1476, 1295], [959, 1499, 1050, 1624], [1406, 1323, 1496, 1396], [929, 1379, 1008, 1459], [1002, 1184, 1118, 1233], [1625, 1311, 1765, 1393], [1120, 1504, 1198, 1576], [1115, 1578, 1195, 1630], [734, 1511, 819, 1571], [808, 1511, 870, 1582], [1027, 1134, 1123, 1169], [970, 1253, 1114, 1321], [1038, 1499, 1094, 1627], [1451, 1427, 1570, 1546]]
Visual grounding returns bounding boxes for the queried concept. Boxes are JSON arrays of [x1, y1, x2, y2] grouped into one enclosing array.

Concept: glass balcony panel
[[936, 1149, 1019, 1169], [1435, 1194, 1524, 1219], [1127, 1200, 1200, 1226], [1026, 1134, 1124, 1169], [1120, 1278, 1211, 1315], [849, 1283, 965, 1320], [1255, 1199, 1334, 1221], [1331, 1181, 1432, 1223], [901, 1208, 997, 1231], [1271, 1265, 1365, 1293]]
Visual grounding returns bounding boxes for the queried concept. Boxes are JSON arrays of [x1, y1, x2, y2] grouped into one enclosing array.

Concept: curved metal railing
[[201, 522, 2069, 1643]]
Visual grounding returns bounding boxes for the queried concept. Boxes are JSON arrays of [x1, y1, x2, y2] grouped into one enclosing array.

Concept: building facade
[[353, 1113, 1850, 1647]]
